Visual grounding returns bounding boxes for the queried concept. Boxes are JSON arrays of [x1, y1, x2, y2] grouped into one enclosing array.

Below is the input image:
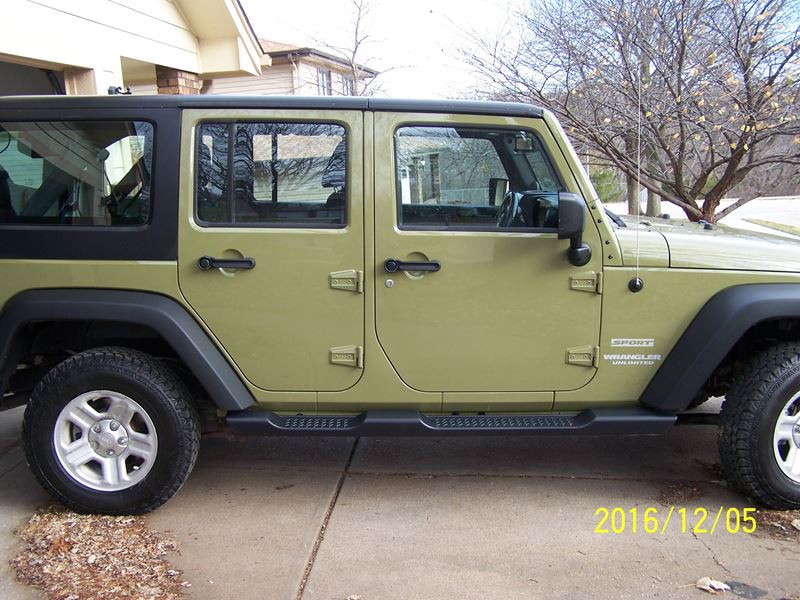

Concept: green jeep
[[0, 95, 798, 514]]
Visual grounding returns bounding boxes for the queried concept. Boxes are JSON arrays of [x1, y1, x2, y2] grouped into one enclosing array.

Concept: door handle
[[384, 258, 441, 273], [197, 256, 256, 271]]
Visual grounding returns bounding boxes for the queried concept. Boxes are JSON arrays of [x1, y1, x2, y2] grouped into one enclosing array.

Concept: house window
[[343, 76, 355, 96], [317, 68, 332, 95]]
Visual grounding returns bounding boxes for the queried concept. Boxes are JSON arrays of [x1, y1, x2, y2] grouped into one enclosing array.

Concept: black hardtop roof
[[0, 95, 544, 118]]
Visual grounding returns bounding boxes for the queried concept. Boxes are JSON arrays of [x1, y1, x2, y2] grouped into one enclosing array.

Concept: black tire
[[23, 347, 200, 514], [719, 342, 800, 509]]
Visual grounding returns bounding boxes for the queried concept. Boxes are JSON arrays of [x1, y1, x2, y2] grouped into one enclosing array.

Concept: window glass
[[0, 121, 153, 226], [197, 122, 346, 227], [395, 126, 564, 230], [317, 69, 333, 96]]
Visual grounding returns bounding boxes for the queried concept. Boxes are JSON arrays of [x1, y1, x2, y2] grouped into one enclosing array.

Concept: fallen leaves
[[657, 482, 702, 506], [753, 508, 800, 540], [696, 577, 731, 594], [10, 504, 188, 600]]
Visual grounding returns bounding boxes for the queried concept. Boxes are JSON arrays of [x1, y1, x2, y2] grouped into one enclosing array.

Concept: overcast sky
[[238, 0, 524, 99]]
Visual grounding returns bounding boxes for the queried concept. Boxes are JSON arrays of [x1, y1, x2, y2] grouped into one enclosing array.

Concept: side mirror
[[558, 192, 592, 267], [488, 178, 508, 206]]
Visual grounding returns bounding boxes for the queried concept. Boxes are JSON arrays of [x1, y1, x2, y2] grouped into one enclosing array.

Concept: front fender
[[639, 283, 800, 412]]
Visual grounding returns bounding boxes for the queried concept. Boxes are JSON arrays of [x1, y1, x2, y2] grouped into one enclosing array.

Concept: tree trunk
[[626, 173, 640, 215], [646, 192, 661, 217], [624, 136, 640, 214], [701, 195, 722, 223]]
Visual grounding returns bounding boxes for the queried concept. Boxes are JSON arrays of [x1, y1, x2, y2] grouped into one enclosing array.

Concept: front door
[[373, 112, 601, 393], [178, 109, 364, 392]]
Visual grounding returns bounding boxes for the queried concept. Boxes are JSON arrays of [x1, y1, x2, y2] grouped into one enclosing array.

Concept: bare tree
[[464, 0, 800, 222], [307, 0, 386, 96]]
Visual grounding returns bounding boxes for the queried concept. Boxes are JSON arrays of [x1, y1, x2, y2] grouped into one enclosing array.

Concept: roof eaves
[[269, 47, 379, 77]]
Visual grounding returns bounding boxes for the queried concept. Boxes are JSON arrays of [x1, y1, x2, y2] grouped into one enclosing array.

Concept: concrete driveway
[[1, 405, 798, 600]]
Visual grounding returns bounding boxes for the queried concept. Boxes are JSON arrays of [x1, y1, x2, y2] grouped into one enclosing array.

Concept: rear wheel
[[23, 347, 200, 514], [719, 343, 800, 509]]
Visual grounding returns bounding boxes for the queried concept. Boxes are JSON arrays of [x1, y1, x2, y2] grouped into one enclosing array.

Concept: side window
[[0, 121, 153, 226], [196, 122, 346, 227], [395, 126, 564, 230]]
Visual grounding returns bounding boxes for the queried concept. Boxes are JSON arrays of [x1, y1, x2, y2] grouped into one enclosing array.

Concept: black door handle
[[384, 258, 441, 273], [198, 256, 256, 271]]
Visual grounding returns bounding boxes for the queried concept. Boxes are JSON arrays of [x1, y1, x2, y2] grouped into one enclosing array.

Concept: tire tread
[[23, 346, 200, 514], [719, 342, 800, 509]]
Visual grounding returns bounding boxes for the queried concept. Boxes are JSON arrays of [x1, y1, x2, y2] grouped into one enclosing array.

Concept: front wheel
[[23, 347, 200, 514], [719, 343, 800, 509]]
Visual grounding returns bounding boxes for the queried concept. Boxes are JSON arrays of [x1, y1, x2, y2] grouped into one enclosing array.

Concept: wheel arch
[[640, 283, 800, 413], [0, 289, 254, 411]]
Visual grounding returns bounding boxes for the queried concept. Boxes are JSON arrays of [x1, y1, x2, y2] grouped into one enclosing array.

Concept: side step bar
[[225, 407, 676, 436]]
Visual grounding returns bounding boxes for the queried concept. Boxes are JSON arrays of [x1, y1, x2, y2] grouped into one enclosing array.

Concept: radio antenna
[[629, 35, 645, 294]]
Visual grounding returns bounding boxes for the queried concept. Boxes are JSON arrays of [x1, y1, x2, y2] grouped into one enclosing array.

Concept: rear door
[[178, 109, 364, 392], [373, 111, 602, 393]]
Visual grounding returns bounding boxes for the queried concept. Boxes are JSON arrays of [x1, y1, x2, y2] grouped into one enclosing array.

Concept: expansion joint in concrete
[[295, 438, 359, 600]]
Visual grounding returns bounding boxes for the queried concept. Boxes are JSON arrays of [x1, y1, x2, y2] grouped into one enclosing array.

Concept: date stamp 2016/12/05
[[594, 507, 757, 535]]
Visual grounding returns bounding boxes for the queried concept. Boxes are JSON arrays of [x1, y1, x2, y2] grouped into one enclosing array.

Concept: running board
[[224, 407, 676, 436]]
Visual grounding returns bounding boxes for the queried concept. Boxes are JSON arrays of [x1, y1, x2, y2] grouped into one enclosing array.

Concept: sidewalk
[[0, 407, 47, 600], [1, 406, 798, 600]]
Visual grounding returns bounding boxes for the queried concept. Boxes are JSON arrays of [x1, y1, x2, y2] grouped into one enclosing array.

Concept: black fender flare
[[0, 289, 254, 411], [639, 283, 800, 413]]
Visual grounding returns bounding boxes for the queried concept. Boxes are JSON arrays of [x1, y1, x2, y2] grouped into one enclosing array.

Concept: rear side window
[[196, 122, 346, 227], [0, 121, 153, 226]]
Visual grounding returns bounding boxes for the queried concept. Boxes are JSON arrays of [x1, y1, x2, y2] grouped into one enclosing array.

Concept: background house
[[0, 0, 266, 96], [212, 40, 379, 96], [133, 39, 378, 96]]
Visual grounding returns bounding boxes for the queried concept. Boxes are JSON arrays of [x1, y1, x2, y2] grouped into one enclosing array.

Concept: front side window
[[0, 121, 153, 226], [197, 121, 346, 227], [395, 125, 564, 230]]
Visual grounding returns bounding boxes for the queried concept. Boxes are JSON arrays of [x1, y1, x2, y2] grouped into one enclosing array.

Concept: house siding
[[131, 54, 369, 97], [211, 65, 296, 95]]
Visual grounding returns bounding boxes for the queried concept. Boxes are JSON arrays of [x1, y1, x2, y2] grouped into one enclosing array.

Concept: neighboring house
[[212, 39, 379, 96], [0, 0, 265, 96], [133, 39, 378, 96]]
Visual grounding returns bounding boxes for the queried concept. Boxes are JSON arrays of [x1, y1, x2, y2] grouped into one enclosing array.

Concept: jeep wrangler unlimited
[[0, 95, 798, 514]]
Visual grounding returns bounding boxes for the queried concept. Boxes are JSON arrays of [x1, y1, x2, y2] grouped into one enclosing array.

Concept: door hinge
[[566, 345, 599, 367], [569, 271, 603, 294], [330, 345, 364, 368], [329, 270, 364, 293]]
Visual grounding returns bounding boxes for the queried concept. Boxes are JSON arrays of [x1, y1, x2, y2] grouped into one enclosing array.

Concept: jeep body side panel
[[0, 289, 255, 411], [371, 111, 603, 400], [555, 269, 800, 411], [639, 283, 800, 412], [177, 108, 368, 394]]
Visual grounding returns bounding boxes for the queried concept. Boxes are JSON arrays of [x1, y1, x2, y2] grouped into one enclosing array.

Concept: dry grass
[[743, 218, 800, 237], [10, 504, 189, 600]]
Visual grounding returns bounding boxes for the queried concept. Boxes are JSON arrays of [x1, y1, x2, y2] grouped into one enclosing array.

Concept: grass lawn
[[743, 218, 800, 237]]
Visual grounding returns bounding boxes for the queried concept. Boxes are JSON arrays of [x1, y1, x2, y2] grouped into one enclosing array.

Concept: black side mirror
[[558, 192, 592, 267]]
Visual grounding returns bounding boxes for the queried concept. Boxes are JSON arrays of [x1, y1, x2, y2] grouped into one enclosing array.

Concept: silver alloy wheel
[[773, 391, 800, 483], [53, 390, 158, 492]]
